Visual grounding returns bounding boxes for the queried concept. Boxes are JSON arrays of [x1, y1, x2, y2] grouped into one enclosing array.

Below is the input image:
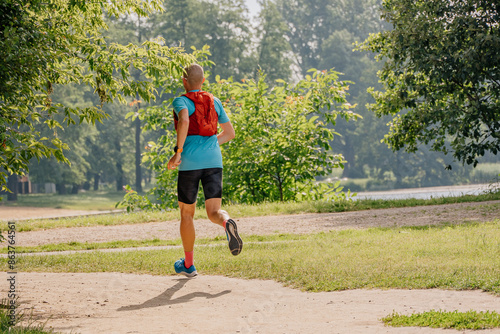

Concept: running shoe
[[174, 258, 197, 277], [225, 219, 243, 256]]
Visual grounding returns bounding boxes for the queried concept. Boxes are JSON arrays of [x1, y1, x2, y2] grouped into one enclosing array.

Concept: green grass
[[4, 220, 500, 293], [0, 234, 291, 254], [2, 191, 500, 232], [0, 238, 183, 254], [0, 191, 125, 210], [0, 300, 57, 334], [382, 310, 500, 330]]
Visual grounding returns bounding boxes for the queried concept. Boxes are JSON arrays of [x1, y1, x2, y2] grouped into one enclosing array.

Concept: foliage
[[272, 0, 397, 180], [149, 0, 253, 81], [119, 69, 359, 209], [275, 0, 385, 78], [0, 0, 201, 193], [118, 185, 155, 212], [253, 0, 293, 82], [211, 69, 360, 203], [11, 0, 496, 202], [0, 298, 55, 334], [359, 0, 500, 166], [382, 310, 500, 330], [27, 84, 94, 192]]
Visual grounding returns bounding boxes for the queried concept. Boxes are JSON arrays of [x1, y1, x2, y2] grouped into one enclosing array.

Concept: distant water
[[353, 184, 495, 201]]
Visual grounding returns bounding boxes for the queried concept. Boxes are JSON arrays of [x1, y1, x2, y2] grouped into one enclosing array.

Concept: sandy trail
[[14, 273, 500, 334]]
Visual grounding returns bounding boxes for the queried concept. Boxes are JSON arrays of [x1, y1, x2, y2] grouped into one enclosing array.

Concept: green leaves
[[360, 0, 500, 166], [211, 70, 359, 203], [0, 0, 198, 193]]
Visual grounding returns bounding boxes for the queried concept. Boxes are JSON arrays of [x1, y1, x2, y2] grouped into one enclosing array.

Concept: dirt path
[[13, 273, 500, 334], [2, 201, 500, 334]]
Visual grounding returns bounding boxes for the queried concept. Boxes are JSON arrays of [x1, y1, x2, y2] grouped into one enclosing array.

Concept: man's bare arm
[[217, 121, 235, 145], [168, 109, 189, 170]]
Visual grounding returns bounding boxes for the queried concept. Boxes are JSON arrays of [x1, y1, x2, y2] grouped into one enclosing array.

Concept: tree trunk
[[56, 183, 67, 195], [135, 116, 142, 193], [71, 184, 79, 194], [7, 174, 18, 201], [277, 174, 284, 202], [116, 166, 124, 191], [394, 153, 403, 189], [93, 173, 100, 191], [342, 136, 355, 178], [115, 138, 124, 191], [134, 19, 143, 194]]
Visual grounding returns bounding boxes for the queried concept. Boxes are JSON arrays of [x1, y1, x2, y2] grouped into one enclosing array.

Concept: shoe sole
[[174, 259, 198, 277], [179, 270, 197, 278], [226, 219, 243, 256]]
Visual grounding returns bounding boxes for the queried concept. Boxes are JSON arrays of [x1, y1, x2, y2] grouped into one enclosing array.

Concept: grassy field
[[0, 191, 125, 211], [382, 310, 500, 330], [3, 220, 500, 294]]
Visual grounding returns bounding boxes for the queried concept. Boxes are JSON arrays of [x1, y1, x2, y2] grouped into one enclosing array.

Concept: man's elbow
[[178, 118, 189, 128], [228, 129, 235, 141]]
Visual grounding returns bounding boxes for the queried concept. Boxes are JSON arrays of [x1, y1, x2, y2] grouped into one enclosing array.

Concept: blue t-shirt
[[172, 90, 230, 171]]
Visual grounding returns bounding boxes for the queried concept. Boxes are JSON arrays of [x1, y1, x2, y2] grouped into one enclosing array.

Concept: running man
[[167, 64, 243, 277]]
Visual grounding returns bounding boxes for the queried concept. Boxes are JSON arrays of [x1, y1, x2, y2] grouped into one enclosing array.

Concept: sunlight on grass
[[0, 238, 183, 254], [382, 310, 500, 330], [4, 220, 500, 294], [1, 191, 125, 211], [0, 211, 179, 232]]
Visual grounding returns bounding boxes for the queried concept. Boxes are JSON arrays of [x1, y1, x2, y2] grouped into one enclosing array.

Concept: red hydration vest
[[173, 91, 218, 136]]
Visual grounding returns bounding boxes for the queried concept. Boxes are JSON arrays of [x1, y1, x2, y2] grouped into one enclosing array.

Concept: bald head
[[183, 64, 205, 89]]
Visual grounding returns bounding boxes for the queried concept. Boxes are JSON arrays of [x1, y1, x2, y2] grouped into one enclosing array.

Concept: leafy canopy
[[359, 0, 500, 166], [0, 0, 204, 192]]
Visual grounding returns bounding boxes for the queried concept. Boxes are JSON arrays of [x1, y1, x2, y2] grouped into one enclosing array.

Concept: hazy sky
[[245, 0, 260, 17]]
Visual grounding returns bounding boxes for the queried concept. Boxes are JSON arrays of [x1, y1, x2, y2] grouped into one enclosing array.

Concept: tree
[[28, 84, 94, 194], [0, 0, 201, 194], [275, 0, 335, 78], [150, 0, 253, 81], [212, 70, 359, 202], [253, 0, 292, 82], [360, 0, 500, 166], [274, 0, 384, 78], [272, 0, 397, 180], [83, 100, 135, 192]]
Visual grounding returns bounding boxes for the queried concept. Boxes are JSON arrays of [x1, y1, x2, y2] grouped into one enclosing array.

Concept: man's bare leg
[[205, 198, 229, 226], [205, 198, 243, 255], [179, 202, 196, 251], [179, 202, 196, 271]]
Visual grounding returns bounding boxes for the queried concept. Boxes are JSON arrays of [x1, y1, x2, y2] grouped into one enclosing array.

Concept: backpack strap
[[173, 91, 218, 136]]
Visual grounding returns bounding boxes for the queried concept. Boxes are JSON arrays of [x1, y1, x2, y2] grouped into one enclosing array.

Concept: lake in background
[[354, 183, 496, 201]]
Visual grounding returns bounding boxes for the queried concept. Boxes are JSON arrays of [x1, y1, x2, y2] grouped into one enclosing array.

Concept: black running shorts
[[177, 168, 223, 204]]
